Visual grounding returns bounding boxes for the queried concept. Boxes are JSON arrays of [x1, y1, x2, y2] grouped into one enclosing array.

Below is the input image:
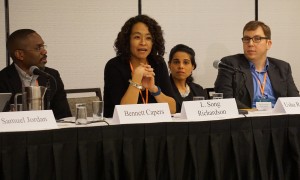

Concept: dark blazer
[[0, 63, 71, 119], [104, 55, 176, 117], [214, 54, 299, 108], [170, 75, 207, 113]]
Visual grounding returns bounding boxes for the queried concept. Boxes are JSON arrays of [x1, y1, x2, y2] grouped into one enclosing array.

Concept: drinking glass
[[10, 104, 23, 111], [193, 96, 205, 101], [92, 100, 104, 121], [212, 93, 223, 99], [75, 103, 88, 125]]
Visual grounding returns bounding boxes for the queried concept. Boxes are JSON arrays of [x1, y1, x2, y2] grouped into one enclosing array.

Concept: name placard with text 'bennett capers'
[[112, 103, 172, 124], [181, 98, 240, 121], [0, 110, 58, 132]]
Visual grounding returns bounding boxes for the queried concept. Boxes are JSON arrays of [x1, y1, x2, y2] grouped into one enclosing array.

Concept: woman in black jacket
[[168, 44, 207, 113]]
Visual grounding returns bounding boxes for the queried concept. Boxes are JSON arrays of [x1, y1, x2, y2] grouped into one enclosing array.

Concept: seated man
[[214, 21, 299, 109], [0, 29, 71, 119]]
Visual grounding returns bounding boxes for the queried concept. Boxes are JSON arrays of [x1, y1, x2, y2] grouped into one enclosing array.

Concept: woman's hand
[[131, 63, 155, 89], [141, 64, 155, 90]]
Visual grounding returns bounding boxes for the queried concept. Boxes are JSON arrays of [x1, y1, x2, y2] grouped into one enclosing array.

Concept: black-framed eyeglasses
[[19, 44, 47, 52], [241, 36, 269, 43]]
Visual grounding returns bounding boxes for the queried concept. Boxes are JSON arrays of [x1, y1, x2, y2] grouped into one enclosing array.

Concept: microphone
[[213, 60, 243, 73], [29, 66, 51, 78], [29, 66, 58, 110]]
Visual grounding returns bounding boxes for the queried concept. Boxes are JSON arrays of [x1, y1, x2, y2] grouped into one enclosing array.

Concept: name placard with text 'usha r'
[[273, 97, 300, 114], [181, 98, 240, 121], [0, 110, 58, 132], [112, 103, 172, 124]]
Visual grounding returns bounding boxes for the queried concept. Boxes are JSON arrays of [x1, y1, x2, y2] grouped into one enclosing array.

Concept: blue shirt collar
[[249, 58, 269, 72]]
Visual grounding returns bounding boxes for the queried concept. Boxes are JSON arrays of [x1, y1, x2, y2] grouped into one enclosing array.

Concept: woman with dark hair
[[168, 44, 207, 112], [104, 15, 176, 117]]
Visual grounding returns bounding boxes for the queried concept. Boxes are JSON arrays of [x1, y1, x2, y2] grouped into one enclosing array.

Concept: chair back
[[204, 88, 215, 99], [65, 88, 102, 117]]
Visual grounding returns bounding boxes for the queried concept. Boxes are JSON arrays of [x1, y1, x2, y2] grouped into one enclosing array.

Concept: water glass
[[92, 101, 104, 121], [75, 104, 88, 125], [10, 104, 23, 111], [212, 93, 223, 99], [193, 96, 205, 101], [75, 103, 86, 116]]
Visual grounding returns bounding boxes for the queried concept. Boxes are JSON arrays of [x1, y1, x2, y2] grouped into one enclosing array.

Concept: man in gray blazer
[[214, 21, 299, 109]]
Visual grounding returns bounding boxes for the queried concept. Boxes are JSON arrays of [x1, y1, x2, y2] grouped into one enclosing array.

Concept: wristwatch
[[128, 79, 142, 90]]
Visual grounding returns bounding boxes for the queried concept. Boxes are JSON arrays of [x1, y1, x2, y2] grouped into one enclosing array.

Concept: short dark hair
[[114, 14, 165, 61], [6, 29, 36, 59], [243, 21, 271, 39], [168, 44, 197, 82]]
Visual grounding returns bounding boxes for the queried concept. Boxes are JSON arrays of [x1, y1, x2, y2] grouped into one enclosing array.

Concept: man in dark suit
[[214, 21, 299, 109], [0, 29, 71, 119]]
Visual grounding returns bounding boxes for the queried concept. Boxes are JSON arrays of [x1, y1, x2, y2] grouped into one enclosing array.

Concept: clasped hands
[[132, 63, 157, 92]]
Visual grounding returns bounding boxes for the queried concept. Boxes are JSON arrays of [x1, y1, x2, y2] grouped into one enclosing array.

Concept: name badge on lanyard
[[254, 72, 270, 102], [254, 72, 272, 110]]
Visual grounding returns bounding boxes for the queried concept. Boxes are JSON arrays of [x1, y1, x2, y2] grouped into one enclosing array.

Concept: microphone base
[[238, 109, 248, 115]]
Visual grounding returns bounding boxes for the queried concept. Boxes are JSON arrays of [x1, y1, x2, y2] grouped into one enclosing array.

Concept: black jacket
[[0, 63, 71, 119], [170, 75, 207, 113], [214, 54, 299, 108], [104, 55, 176, 117]]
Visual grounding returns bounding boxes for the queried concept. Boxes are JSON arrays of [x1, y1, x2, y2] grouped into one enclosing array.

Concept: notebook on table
[[0, 93, 12, 112]]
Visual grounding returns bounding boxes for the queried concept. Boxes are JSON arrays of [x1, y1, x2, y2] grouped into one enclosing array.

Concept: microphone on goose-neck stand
[[213, 60, 244, 73], [29, 66, 57, 110], [213, 60, 248, 114]]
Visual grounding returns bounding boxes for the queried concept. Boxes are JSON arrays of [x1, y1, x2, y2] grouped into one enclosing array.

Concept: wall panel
[[143, 0, 255, 88], [8, 0, 138, 94], [259, 0, 300, 88], [2, 0, 299, 96], [0, 2, 6, 69]]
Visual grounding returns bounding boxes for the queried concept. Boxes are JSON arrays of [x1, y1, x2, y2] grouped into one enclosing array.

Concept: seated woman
[[104, 15, 176, 117], [168, 44, 207, 113]]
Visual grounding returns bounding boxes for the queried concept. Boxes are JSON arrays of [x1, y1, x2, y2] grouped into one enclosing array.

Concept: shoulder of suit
[[188, 82, 204, 90], [0, 64, 16, 77], [105, 56, 127, 67], [44, 67, 60, 75], [268, 57, 289, 65]]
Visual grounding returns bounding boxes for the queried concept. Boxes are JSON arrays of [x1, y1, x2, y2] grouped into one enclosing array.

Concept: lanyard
[[129, 62, 148, 104], [254, 72, 268, 97]]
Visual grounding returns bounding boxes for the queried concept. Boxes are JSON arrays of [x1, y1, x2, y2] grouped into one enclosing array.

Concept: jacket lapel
[[239, 56, 254, 101], [267, 62, 281, 98], [7, 64, 23, 93]]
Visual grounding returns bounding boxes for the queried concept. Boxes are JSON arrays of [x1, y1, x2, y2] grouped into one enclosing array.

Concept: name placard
[[112, 103, 172, 124], [181, 98, 240, 121], [273, 97, 300, 114], [0, 110, 58, 132]]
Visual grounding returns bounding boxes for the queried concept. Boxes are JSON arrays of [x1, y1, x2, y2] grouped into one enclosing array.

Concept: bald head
[[6, 29, 37, 60]]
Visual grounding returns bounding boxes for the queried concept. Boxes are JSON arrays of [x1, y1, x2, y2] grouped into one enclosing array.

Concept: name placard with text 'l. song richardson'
[[273, 97, 300, 114], [112, 103, 172, 124], [0, 110, 58, 132], [181, 98, 240, 121]]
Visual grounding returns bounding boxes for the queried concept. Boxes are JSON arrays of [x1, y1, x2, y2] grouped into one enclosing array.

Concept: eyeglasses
[[19, 45, 47, 52], [241, 36, 269, 43]]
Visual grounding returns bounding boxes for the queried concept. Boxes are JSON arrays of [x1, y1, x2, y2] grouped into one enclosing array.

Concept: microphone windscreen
[[213, 60, 220, 69], [29, 66, 39, 75]]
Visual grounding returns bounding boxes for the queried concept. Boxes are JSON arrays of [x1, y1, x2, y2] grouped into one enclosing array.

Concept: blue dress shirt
[[249, 59, 276, 107]]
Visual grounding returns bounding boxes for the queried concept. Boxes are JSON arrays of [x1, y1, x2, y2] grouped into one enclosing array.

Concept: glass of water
[[212, 93, 223, 99], [193, 96, 205, 101], [92, 100, 104, 121], [75, 103, 88, 125]]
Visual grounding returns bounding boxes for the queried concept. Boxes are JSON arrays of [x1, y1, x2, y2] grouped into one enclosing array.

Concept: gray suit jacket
[[214, 54, 299, 108]]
